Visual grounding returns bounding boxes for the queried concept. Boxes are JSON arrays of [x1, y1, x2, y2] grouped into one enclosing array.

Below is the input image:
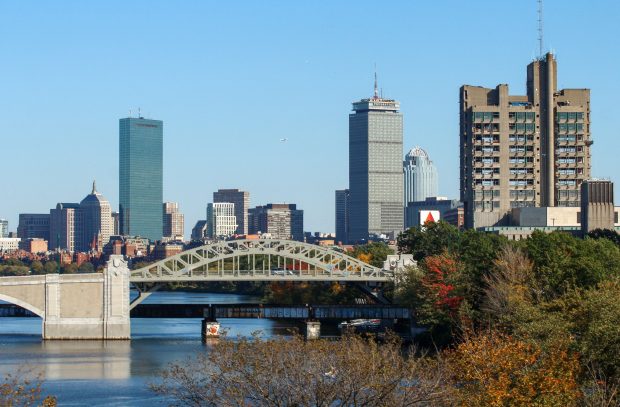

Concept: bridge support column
[[202, 305, 220, 340], [305, 321, 321, 340], [42, 255, 130, 340]]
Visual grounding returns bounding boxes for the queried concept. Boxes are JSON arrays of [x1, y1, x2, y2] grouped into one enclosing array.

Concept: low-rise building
[[18, 238, 48, 254], [405, 197, 462, 228], [0, 238, 21, 253]]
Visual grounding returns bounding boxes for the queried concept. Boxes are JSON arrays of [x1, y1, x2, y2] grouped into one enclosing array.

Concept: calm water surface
[[0, 291, 298, 406]]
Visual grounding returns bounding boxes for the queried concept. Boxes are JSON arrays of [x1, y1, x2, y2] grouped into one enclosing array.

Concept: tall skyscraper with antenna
[[348, 74, 403, 242], [119, 116, 164, 242]]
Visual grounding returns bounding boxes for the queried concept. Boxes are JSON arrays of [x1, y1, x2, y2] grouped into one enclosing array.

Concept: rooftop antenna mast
[[537, 0, 544, 58], [373, 64, 379, 99]]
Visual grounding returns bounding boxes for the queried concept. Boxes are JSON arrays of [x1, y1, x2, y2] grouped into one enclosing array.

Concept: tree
[[61, 263, 78, 274], [78, 262, 94, 273], [30, 261, 44, 275], [43, 261, 58, 274], [350, 242, 394, 268], [152, 334, 453, 406], [397, 221, 460, 261], [446, 331, 581, 406], [588, 228, 620, 247], [0, 369, 56, 406]]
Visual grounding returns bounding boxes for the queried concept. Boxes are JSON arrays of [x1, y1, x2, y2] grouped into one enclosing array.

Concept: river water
[[0, 291, 299, 406]]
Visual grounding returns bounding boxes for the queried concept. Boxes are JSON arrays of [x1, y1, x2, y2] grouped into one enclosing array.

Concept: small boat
[[338, 319, 382, 332]]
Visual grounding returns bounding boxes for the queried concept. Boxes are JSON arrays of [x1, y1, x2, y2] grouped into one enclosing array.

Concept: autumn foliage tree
[[446, 331, 581, 406]]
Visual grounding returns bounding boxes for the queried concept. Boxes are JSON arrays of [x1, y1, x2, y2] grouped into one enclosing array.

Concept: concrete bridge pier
[[43, 255, 131, 340], [201, 305, 220, 340], [305, 321, 321, 340]]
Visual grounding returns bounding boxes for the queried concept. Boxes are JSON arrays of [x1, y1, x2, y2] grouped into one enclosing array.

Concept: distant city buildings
[[335, 189, 350, 244], [119, 116, 163, 242], [248, 203, 303, 241], [50, 203, 80, 251], [213, 189, 250, 235], [0, 219, 8, 238], [405, 197, 462, 228], [0, 238, 20, 253], [348, 77, 403, 243], [163, 202, 184, 240], [460, 53, 592, 229], [404, 147, 438, 206], [191, 220, 208, 241], [17, 214, 50, 242], [207, 203, 237, 239], [78, 181, 113, 252], [19, 238, 48, 254]]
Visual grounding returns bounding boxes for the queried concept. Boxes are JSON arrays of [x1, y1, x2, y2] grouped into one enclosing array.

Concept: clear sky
[[1, 0, 618, 235]]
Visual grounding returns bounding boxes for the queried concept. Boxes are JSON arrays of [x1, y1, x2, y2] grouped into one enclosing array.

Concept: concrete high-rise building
[[207, 203, 237, 239], [460, 53, 591, 228], [248, 203, 303, 241], [0, 219, 8, 238], [119, 116, 163, 242], [191, 220, 208, 241], [213, 189, 250, 235], [349, 77, 403, 243], [404, 147, 438, 205], [581, 180, 615, 233], [111, 212, 119, 235], [335, 189, 350, 244], [78, 181, 113, 252], [163, 202, 184, 240], [17, 214, 50, 242], [50, 203, 80, 251]]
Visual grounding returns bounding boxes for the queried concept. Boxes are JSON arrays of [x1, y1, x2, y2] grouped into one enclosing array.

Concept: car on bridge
[[270, 268, 295, 276]]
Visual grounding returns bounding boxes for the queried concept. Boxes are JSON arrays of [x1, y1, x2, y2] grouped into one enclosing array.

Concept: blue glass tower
[[119, 117, 163, 242]]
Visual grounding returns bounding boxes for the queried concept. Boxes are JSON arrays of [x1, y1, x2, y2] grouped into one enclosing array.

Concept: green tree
[[588, 228, 620, 247], [78, 262, 94, 273], [397, 221, 460, 261], [43, 261, 58, 274], [350, 242, 393, 268], [30, 260, 44, 275], [61, 263, 78, 274]]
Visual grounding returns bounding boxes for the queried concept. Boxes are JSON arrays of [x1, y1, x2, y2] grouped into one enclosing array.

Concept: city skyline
[[1, 1, 619, 234]]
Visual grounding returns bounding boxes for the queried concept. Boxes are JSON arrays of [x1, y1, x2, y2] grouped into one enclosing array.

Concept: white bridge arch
[[130, 239, 396, 282]]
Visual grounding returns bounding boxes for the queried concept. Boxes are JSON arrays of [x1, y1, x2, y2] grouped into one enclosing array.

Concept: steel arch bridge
[[130, 239, 395, 283]]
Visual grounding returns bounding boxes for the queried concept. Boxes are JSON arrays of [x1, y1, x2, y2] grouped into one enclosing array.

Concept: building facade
[[0, 238, 20, 252], [78, 181, 113, 252], [163, 202, 184, 240], [119, 117, 164, 242], [581, 180, 615, 233], [49, 203, 80, 251], [349, 80, 403, 243], [403, 147, 438, 206], [0, 219, 8, 238], [213, 189, 250, 235], [248, 203, 303, 241], [207, 203, 237, 239], [335, 189, 350, 244], [405, 197, 462, 228], [191, 220, 208, 241], [17, 214, 50, 242], [460, 53, 591, 228]]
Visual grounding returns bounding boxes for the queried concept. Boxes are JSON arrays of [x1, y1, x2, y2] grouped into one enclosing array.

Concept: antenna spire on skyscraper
[[373, 65, 379, 99], [538, 0, 544, 58], [92, 180, 97, 194]]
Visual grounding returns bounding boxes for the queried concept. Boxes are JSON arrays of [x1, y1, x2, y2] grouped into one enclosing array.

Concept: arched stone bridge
[[0, 239, 413, 340]]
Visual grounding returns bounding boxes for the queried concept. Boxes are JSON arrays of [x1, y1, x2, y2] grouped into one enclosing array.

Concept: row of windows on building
[[473, 111, 584, 123]]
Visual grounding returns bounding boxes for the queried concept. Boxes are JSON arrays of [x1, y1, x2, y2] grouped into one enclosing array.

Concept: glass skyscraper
[[403, 146, 439, 205], [348, 83, 403, 243], [119, 117, 163, 242]]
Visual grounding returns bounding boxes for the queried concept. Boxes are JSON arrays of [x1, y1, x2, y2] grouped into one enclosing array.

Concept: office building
[[0, 219, 8, 238], [213, 189, 250, 235], [119, 116, 164, 242], [163, 202, 184, 240], [17, 214, 50, 242], [50, 203, 80, 251], [19, 238, 48, 254], [335, 189, 350, 244], [404, 147, 438, 205], [460, 52, 591, 228], [405, 197, 462, 228], [349, 76, 403, 243], [111, 212, 119, 235], [191, 220, 208, 241], [207, 203, 237, 239], [248, 203, 303, 241], [0, 238, 20, 253], [78, 181, 113, 252]]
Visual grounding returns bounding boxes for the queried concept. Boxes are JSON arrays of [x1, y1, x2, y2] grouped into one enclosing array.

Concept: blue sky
[[1, 0, 619, 235]]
